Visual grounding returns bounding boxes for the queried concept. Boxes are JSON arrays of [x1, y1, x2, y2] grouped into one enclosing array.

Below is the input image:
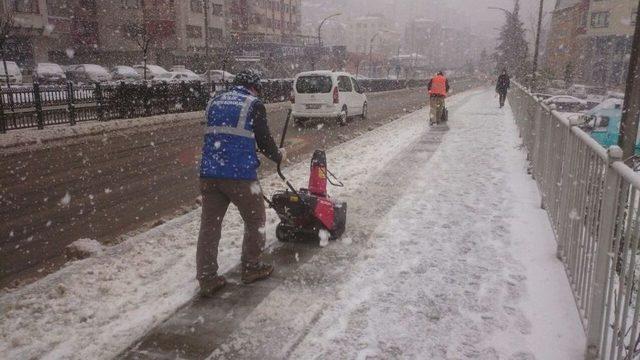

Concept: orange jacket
[[428, 75, 449, 97]]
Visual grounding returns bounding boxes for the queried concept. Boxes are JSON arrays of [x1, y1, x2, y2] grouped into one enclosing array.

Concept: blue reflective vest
[[200, 86, 261, 180]]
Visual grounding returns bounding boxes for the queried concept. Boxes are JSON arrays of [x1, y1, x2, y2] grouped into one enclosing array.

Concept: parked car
[[133, 64, 170, 80], [170, 66, 198, 76], [202, 69, 235, 83], [567, 84, 589, 99], [111, 66, 142, 82], [291, 70, 367, 126], [583, 98, 640, 154], [542, 95, 588, 112], [585, 86, 607, 105], [152, 72, 203, 84], [0, 61, 22, 85], [66, 64, 112, 83], [33, 62, 66, 84]]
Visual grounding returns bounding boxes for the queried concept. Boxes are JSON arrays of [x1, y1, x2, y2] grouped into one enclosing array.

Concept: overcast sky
[[304, 0, 558, 42]]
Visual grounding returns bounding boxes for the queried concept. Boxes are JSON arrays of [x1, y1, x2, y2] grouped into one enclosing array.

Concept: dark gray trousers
[[196, 178, 266, 284]]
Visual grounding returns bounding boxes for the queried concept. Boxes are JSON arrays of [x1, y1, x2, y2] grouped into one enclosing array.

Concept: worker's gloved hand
[[279, 148, 287, 163]]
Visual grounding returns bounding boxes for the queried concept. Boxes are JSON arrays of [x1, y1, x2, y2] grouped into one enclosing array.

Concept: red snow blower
[[267, 110, 347, 243]]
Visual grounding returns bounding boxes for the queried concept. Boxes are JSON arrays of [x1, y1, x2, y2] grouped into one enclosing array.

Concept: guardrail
[[0, 78, 436, 133], [508, 83, 640, 360]]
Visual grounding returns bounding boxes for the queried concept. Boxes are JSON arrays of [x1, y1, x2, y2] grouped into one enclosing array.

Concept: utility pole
[[532, 0, 544, 90], [618, 4, 640, 160], [203, 0, 211, 84]]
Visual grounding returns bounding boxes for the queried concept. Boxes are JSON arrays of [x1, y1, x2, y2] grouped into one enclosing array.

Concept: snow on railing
[[508, 82, 640, 360]]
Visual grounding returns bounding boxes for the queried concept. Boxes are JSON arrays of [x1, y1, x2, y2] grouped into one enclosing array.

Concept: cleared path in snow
[[122, 89, 585, 359], [0, 89, 584, 360]]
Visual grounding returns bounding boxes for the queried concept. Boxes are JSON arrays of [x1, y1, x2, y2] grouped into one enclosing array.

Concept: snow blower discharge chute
[[266, 111, 347, 243]]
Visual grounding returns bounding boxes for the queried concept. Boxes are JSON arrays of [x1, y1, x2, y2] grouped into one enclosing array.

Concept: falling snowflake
[[569, 209, 581, 221], [59, 192, 71, 207], [319, 229, 331, 247], [250, 182, 262, 195]]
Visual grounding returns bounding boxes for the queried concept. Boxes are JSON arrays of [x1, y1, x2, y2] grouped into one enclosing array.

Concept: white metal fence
[[508, 83, 640, 360]]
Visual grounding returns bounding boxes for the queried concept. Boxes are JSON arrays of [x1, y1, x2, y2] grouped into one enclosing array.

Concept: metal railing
[[0, 79, 434, 133], [509, 82, 640, 360]]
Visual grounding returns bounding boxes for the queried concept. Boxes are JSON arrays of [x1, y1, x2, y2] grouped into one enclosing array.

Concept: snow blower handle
[[277, 109, 300, 196]]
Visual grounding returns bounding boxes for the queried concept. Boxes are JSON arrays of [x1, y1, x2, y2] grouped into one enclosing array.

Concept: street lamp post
[[368, 31, 383, 78], [532, 0, 544, 90], [317, 13, 341, 47]]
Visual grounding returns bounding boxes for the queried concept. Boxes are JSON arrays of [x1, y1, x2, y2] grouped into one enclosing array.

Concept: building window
[[590, 11, 610, 28], [208, 27, 222, 39], [46, 0, 72, 17], [10, 0, 39, 13], [186, 25, 202, 38], [122, 0, 139, 9], [122, 0, 140, 9], [212, 4, 223, 16], [190, 0, 203, 13]]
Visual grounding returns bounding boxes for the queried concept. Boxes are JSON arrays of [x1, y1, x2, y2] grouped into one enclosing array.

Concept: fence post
[[585, 145, 623, 360], [67, 81, 76, 126], [33, 81, 44, 130], [95, 82, 104, 121], [0, 86, 5, 133], [143, 81, 151, 117]]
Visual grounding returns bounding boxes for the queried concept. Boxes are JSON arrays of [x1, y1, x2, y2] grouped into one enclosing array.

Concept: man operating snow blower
[[197, 70, 286, 297], [428, 71, 450, 125]]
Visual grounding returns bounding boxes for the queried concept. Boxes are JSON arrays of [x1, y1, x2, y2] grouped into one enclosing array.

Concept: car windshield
[[156, 73, 173, 79], [296, 75, 333, 94]]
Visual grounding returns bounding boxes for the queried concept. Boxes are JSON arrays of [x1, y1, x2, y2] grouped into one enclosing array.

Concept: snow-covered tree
[[495, 0, 530, 78]]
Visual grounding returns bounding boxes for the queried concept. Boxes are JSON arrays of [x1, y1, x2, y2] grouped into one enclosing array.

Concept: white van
[[291, 71, 367, 126]]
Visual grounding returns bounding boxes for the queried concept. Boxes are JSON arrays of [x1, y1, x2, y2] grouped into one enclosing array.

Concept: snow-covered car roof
[[135, 64, 169, 74], [295, 70, 354, 78], [36, 63, 64, 72], [81, 64, 109, 75], [543, 95, 587, 105], [112, 66, 138, 73]]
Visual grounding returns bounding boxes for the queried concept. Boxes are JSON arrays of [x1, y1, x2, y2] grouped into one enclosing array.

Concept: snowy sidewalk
[[0, 89, 585, 360]]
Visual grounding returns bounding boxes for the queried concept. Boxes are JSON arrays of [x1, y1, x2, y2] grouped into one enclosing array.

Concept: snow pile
[[65, 239, 104, 260]]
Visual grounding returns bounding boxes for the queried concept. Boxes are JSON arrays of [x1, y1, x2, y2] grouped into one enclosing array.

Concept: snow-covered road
[[1, 88, 585, 359]]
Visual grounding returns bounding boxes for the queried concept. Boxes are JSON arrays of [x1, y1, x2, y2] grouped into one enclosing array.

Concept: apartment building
[[0, 0, 97, 66], [582, 0, 637, 86], [544, 0, 589, 83], [348, 14, 398, 55], [1, 0, 229, 70], [227, 0, 302, 40]]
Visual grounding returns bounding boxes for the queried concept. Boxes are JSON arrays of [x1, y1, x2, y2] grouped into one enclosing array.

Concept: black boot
[[199, 275, 227, 298], [242, 262, 274, 284]]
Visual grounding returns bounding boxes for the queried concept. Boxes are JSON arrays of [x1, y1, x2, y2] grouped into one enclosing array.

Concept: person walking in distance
[[496, 69, 511, 108], [197, 70, 286, 297], [428, 71, 450, 125]]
